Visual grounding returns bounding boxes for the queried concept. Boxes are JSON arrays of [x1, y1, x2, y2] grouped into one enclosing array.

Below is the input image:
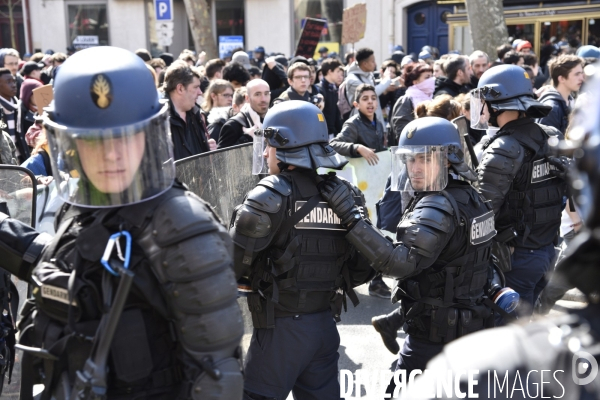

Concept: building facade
[[20, 0, 600, 62]]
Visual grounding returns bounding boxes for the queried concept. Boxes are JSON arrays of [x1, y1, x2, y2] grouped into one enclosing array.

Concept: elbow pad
[[346, 219, 417, 278], [0, 213, 51, 281]]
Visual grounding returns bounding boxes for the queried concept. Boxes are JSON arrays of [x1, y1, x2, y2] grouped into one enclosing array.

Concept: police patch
[[294, 201, 345, 230], [470, 210, 496, 245], [90, 73, 113, 109], [41, 284, 78, 306], [531, 158, 556, 183]]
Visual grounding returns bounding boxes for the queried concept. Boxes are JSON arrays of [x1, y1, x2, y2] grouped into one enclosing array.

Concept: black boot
[[371, 309, 403, 354]]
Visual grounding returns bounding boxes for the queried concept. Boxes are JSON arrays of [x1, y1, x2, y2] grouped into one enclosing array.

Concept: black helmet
[[257, 100, 347, 170], [476, 64, 550, 118], [398, 117, 477, 181]]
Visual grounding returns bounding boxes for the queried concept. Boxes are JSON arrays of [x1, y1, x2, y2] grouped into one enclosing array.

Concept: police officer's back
[[0, 47, 244, 399], [472, 65, 567, 319], [230, 101, 374, 399]]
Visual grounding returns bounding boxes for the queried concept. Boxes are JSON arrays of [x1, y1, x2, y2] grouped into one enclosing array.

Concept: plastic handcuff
[[100, 231, 132, 276]]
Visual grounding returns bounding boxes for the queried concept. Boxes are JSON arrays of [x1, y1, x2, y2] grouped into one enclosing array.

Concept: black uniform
[[231, 169, 374, 399], [350, 178, 496, 380], [478, 118, 567, 315], [0, 182, 244, 399]]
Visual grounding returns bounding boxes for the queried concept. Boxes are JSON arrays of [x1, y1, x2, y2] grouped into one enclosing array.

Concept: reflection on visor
[[391, 145, 448, 193], [44, 103, 175, 207]]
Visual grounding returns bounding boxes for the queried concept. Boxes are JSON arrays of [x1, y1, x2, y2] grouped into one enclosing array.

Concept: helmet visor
[[391, 145, 448, 193], [43, 103, 175, 207], [252, 130, 268, 175], [470, 89, 490, 130]]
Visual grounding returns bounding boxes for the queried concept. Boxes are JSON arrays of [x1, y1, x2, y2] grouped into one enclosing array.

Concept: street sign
[[72, 35, 99, 50], [154, 0, 173, 21], [156, 21, 174, 47], [218, 36, 244, 58]]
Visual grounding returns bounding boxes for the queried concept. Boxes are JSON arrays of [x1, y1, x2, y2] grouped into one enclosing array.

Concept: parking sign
[[154, 0, 173, 21]]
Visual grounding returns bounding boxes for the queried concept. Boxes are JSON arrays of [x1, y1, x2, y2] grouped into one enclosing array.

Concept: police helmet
[[475, 64, 550, 119], [576, 45, 600, 59], [43, 46, 175, 207], [254, 101, 347, 172], [397, 117, 477, 182]]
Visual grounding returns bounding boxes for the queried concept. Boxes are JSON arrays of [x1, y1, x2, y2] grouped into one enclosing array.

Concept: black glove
[[318, 176, 361, 228], [547, 156, 572, 180]]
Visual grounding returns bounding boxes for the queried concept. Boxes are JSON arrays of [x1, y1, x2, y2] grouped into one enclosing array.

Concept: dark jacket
[[536, 87, 570, 134], [433, 77, 468, 98], [206, 107, 232, 142], [390, 95, 414, 144], [315, 78, 342, 135], [272, 86, 311, 106], [168, 99, 210, 161], [217, 110, 258, 149], [330, 112, 385, 157]]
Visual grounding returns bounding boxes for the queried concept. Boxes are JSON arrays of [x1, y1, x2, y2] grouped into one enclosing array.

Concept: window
[[507, 23, 535, 50], [67, 3, 109, 49], [414, 12, 426, 25]]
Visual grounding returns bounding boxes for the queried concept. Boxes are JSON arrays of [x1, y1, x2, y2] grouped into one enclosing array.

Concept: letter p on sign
[[154, 0, 172, 21]]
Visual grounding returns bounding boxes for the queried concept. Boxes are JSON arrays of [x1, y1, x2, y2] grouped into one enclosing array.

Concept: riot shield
[[175, 143, 261, 225], [452, 115, 478, 170], [0, 166, 38, 399]]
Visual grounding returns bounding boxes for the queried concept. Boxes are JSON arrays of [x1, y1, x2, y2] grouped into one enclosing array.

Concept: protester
[[344, 48, 399, 124], [163, 60, 215, 160], [315, 58, 344, 137], [217, 79, 270, 148], [390, 63, 434, 143], [537, 54, 584, 133], [330, 84, 385, 165], [433, 55, 472, 97]]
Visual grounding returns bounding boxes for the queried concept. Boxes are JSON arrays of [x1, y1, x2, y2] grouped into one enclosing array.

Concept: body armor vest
[[489, 120, 566, 249], [18, 186, 186, 400], [397, 182, 496, 343], [246, 170, 360, 329]]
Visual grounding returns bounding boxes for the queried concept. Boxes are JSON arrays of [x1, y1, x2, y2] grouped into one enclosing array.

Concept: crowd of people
[[0, 35, 596, 399]]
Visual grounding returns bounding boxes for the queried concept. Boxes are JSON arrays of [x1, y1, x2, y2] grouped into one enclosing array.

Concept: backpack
[[337, 73, 364, 122]]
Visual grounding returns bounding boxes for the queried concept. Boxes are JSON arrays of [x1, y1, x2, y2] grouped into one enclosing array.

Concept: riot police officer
[[320, 117, 497, 383], [230, 100, 375, 400], [471, 64, 567, 321], [0, 47, 244, 399], [398, 64, 600, 400]]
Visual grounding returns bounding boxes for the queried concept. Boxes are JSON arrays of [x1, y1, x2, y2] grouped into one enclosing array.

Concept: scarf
[[406, 77, 435, 107], [241, 102, 263, 138]]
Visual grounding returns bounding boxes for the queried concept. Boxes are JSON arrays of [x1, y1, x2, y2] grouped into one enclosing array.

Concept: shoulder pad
[[414, 193, 455, 216], [538, 123, 564, 140], [407, 194, 455, 233], [258, 175, 292, 196], [486, 135, 523, 159], [232, 204, 272, 238], [244, 185, 283, 213], [153, 192, 222, 247]]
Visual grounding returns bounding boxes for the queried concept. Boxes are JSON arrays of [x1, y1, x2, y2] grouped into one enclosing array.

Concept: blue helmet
[[476, 64, 550, 118], [398, 117, 476, 181], [576, 45, 600, 59], [43, 46, 175, 207], [258, 100, 347, 170], [47, 46, 162, 130]]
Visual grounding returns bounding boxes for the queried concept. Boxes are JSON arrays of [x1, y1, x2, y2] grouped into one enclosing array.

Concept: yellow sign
[[313, 42, 341, 60]]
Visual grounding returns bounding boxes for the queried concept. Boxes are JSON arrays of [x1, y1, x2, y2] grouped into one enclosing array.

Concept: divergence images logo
[[572, 351, 598, 385]]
